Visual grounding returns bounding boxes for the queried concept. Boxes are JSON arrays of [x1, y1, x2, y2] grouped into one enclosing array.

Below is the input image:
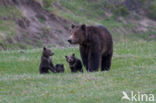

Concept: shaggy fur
[[55, 64, 65, 73], [65, 54, 83, 73], [68, 24, 113, 72], [39, 47, 56, 74]]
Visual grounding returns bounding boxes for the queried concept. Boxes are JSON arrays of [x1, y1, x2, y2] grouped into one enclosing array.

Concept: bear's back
[[87, 25, 111, 36], [87, 25, 113, 54]]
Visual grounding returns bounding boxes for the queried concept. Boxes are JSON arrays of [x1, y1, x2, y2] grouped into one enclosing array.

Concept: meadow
[[0, 40, 156, 103], [0, 0, 156, 102]]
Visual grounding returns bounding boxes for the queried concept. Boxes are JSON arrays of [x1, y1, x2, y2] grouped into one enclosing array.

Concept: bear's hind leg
[[40, 68, 49, 74], [88, 51, 101, 72], [101, 54, 112, 71]]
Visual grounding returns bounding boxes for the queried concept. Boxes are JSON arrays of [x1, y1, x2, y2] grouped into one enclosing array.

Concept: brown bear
[[68, 24, 113, 72], [55, 64, 65, 73], [39, 47, 56, 74], [65, 53, 83, 73]]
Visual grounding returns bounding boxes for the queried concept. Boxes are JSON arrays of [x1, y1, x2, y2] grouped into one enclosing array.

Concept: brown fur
[[68, 24, 113, 72], [39, 47, 56, 74], [65, 54, 83, 73], [55, 64, 65, 73]]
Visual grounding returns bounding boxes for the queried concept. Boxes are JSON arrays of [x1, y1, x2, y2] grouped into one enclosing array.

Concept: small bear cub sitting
[[55, 64, 64, 73], [65, 54, 83, 73], [39, 47, 56, 74]]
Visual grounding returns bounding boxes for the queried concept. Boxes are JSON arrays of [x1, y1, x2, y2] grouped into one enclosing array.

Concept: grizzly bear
[[39, 47, 56, 74], [68, 24, 113, 72], [55, 64, 65, 73], [65, 54, 83, 73]]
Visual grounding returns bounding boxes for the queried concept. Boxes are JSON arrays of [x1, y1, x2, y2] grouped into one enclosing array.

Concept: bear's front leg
[[80, 46, 89, 71], [49, 60, 56, 73], [49, 66, 56, 73], [88, 50, 101, 72]]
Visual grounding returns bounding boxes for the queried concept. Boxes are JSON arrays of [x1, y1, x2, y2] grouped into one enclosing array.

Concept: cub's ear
[[71, 24, 75, 29], [43, 46, 46, 50], [72, 53, 75, 57], [65, 56, 68, 59], [81, 24, 86, 31]]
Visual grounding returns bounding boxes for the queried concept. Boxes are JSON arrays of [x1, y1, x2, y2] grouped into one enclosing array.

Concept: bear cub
[[55, 64, 65, 73], [65, 54, 83, 73], [39, 47, 56, 74]]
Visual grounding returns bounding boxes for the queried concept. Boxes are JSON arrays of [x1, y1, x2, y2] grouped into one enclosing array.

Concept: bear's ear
[[43, 46, 46, 51], [72, 53, 75, 57], [71, 24, 75, 29], [81, 24, 86, 31], [65, 56, 68, 59]]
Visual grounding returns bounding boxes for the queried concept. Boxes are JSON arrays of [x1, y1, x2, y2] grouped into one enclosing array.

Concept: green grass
[[0, 1, 156, 102], [50, 0, 156, 41], [0, 20, 17, 49], [0, 5, 21, 19], [46, 0, 106, 24], [0, 0, 156, 49], [0, 40, 156, 103]]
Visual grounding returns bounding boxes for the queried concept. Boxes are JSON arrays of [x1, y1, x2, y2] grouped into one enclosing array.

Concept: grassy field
[[0, 0, 156, 102], [0, 40, 156, 103]]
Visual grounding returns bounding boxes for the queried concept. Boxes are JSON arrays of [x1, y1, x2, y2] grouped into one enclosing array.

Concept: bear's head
[[42, 46, 54, 57], [65, 53, 76, 64], [68, 24, 86, 44], [55, 64, 64, 72], [56, 64, 64, 68]]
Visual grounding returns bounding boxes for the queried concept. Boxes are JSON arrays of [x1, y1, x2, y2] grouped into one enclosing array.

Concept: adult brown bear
[[68, 24, 113, 72]]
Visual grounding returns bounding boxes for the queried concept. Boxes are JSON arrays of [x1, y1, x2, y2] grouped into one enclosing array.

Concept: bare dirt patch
[[1, 0, 70, 49]]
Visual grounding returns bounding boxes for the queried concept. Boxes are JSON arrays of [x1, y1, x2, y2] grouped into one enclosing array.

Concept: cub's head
[[68, 24, 86, 44], [55, 64, 64, 72], [56, 64, 64, 68], [42, 46, 54, 57], [65, 53, 76, 64]]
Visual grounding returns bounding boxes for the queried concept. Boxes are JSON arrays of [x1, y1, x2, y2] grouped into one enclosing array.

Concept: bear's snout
[[51, 52, 54, 55]]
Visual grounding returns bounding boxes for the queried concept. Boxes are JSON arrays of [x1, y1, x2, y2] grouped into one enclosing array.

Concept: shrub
[[42, 0, 53, 10], [147, 4, 156, 20], [114, 5, 130, 16]]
